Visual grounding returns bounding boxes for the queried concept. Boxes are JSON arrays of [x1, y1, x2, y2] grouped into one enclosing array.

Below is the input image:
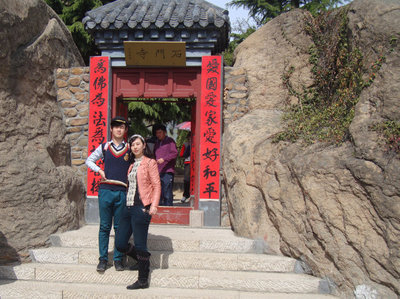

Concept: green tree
[[228, 0, 343, 25], [44, 0, 114, 64], [125, 99, 194, 138]]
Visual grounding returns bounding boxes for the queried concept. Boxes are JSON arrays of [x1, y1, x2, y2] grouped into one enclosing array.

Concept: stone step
[[0, 280, 339, 299], [30, 247, 298, 273], [0, 263, 330, 294], [49, 225, 265, 254]]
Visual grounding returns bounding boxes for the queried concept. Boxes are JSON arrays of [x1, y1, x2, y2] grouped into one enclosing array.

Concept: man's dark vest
[[100, 142, 130, 191]]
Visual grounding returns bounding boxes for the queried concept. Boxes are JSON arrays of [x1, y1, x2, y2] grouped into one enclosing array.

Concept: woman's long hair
[[128, 134, 155, 163]]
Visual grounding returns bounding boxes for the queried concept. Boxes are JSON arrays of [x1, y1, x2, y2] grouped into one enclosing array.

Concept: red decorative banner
[[199, 56, 222, 200], [87, 56, 110, 196]]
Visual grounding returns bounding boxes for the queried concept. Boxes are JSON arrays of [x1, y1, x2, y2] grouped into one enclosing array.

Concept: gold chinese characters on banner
[[124, 41, 186, 66]]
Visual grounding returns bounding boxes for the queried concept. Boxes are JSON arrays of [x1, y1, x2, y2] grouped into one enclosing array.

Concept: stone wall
[[55, 67, 90, 183], [223, 67, 249, 126], [221, 66, 249, 227]]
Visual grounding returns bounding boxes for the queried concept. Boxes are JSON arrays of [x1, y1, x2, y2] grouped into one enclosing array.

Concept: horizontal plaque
[[124, 41, 186, 66]]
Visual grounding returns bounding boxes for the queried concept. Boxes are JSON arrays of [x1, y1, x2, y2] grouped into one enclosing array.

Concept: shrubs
[[373, 121, 400, 155], [275, 8, 365, 144], [274, 7, 396, 152]]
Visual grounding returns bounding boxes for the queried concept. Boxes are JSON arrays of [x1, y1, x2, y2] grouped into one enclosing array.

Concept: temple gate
[[83, 0, 230, 226]]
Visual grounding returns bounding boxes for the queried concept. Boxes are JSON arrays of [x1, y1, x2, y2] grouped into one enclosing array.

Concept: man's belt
[[100, 179, 128, 188]]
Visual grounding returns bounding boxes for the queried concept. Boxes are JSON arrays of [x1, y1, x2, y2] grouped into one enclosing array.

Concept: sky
[[211, 0, 253, 31]]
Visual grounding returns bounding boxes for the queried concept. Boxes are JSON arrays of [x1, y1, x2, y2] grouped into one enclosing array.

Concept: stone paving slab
[[0, 280, 339, 299], [198, 270, 323, 293], [50, 225, 262, 253], [51, 225, 239, 242], [30, 247, 297, 272], [0, 280, 62, 299], [0, 263, 325, 294]]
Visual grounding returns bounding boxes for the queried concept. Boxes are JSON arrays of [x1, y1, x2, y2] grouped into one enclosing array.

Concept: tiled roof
[[83, 0, 230, 30]]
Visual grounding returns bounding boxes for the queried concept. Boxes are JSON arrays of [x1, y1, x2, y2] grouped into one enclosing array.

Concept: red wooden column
[[87, 56, 111, 197], [194, 56, 223, 226]]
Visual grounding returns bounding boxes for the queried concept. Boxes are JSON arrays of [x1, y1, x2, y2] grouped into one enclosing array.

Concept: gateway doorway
[[87, 57, 223, 226], [112, 67, 200, 225]]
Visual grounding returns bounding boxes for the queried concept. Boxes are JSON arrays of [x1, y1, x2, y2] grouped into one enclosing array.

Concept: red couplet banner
[[87, 56, 110, 196], [199, 56, 222, 200]]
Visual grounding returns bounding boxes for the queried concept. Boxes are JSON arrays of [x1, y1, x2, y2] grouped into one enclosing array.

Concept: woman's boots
[[126, 243, 138, 260], [126, 243, 139, 271], [126, 250, 151, 289]]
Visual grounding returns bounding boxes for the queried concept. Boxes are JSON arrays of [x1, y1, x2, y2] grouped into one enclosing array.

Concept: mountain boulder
[[0, 0, 85, 263], [224, 0, 400, 297]]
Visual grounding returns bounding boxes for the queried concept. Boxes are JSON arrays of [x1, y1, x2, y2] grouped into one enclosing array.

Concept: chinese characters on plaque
[[199, 56, 222, 200], [124, 42, 186, 66], [87, 56, 110, 196]]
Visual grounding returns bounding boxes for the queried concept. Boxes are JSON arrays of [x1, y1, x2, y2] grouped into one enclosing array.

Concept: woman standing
[[115, 134, 161, 290]]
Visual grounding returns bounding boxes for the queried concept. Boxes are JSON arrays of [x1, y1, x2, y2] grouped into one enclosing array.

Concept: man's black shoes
[[97, 260, 125, 272], [96, 259, 108, 272], [114, 260, 124, 271]]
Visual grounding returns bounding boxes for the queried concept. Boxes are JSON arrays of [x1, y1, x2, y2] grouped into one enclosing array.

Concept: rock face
[[0, 0, 85, 263], [223, 0, 400, 297]]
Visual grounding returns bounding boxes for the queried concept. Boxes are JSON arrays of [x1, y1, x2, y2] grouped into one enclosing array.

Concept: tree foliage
[[44, 0, 114, 64], [126, 99, 194, 138], [228, 0, 343, 25]]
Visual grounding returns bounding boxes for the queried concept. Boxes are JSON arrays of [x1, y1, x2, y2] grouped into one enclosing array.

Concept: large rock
[[0, 0, 85, 263], [224, 0, 400, 297], [233, 9, 313, 110]]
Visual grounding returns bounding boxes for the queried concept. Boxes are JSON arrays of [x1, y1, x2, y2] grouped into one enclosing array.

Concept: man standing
[[85, 116, 130, 272], [153, 124, 177, 206]]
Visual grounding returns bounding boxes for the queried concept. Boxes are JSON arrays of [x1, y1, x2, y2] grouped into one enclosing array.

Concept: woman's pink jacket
[[127, 156, 161, 208]]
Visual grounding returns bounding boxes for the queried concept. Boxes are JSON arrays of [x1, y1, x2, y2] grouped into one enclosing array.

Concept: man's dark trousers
[[160, 172, 174, 206]]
